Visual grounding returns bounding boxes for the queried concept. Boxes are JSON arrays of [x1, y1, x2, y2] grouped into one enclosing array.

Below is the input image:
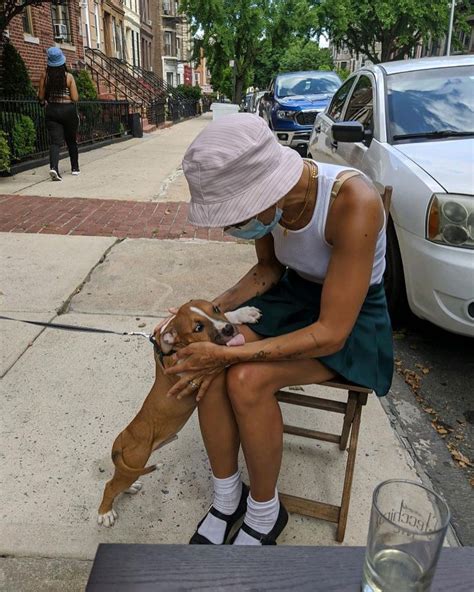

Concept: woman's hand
[[165, 342, 234, 402]]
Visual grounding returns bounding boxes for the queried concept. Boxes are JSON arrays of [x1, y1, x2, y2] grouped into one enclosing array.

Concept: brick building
[[5, 1, 84, 89]]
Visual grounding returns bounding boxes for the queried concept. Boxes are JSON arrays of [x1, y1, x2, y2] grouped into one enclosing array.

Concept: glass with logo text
[[362, 479, 450, 592]]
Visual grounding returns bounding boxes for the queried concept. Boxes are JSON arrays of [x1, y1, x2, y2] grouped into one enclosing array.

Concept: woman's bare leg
[[226, 358, 335, 501], [196, 326, 263, 478]]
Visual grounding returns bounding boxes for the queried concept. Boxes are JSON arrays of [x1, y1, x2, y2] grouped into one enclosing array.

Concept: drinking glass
[[362, 479, 450, 592]]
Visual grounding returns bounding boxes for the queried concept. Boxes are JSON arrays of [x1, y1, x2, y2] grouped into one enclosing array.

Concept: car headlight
[[427, 194, 474, 249], [276, 110, 295, 120]]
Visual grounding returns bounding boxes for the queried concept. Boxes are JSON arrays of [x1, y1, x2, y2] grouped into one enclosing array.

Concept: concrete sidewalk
[[1, 232, 423, 591], [0, 116, 207, 201], [0, 112, 452, 592]]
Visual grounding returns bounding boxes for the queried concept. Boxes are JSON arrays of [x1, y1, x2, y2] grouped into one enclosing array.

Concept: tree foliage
[[318, 0, 469, 63], [181, 0, 317, 102], [1, 41, 35, 96], [0, 0, 55, 36], [279, 40, 333, 73]]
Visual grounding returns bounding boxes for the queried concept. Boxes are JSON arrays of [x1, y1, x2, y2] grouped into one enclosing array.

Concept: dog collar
[[158, 348, 177, 367]]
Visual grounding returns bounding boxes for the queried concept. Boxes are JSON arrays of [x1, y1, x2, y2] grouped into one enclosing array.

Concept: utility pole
[[446, 0, 456, 56]]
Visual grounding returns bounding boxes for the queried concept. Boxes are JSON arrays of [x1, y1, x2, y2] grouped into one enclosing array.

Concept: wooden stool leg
[[336, 394, 363, 543], [339, 392, 357, 451]]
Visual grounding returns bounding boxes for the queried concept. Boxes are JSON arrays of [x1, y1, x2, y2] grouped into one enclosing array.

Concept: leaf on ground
[[401, 369, 422, 393], [423, 407, 435, 414], [470, 477, 474, 488], [447, 443, 473, 467]]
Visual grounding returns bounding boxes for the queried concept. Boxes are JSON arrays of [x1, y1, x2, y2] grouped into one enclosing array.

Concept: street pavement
[[0, 115, 464, 591]]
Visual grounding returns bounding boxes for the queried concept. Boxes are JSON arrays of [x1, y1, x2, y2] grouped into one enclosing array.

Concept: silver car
[[307, 55, 474, 337]]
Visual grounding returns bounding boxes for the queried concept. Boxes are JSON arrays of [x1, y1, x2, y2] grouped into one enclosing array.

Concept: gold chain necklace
[[281, 160, 318, 236]]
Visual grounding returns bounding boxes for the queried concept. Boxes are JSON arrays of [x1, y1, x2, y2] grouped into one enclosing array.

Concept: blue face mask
[[225, 207, 283, 240]]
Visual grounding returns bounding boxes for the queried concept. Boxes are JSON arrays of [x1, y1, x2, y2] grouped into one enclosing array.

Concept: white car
[[307, 55, 474, 337]]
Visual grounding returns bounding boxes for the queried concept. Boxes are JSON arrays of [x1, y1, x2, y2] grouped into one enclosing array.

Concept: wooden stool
[[276, 382, 372, 542]]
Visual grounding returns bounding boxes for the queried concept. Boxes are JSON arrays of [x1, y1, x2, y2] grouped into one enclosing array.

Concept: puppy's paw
[[225, 306, 262, 325], [98, 509, 117, 527], [125, 480, 143, 495]]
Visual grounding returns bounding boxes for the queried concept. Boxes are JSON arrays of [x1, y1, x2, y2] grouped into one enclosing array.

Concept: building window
[[176, 36, 181, 58], [22, 7, 34, 36], [167, 71, 174, 86], [94, 4, 101, 49], [176, 73, 181, 85], [164, 31, 173, 55], [163, 0, 171, 15], [194, 72, 200, 85], [51, 1, 72, 44]]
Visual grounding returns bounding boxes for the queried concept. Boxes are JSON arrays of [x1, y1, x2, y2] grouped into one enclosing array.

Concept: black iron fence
[[0, 98, 130, 164], [147, 98, 166, 126]]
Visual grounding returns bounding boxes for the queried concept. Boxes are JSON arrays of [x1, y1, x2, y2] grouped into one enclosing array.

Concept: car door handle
[[314, 125, 321, 134], [331, 140, 338, 150]]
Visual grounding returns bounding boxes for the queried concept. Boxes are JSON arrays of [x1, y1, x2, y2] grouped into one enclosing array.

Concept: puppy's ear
[[160, 327, 177, 354]]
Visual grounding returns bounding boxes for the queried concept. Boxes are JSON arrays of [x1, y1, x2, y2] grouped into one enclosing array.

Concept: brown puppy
[[97, 299, 261, 527]]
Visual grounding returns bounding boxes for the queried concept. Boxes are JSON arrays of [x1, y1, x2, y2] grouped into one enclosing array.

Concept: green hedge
[[1, 42, 36, 98], [73, 70, 98, 100], [0, 130, 10, 172], [176, 84, 202, 101], [0, 112, 36, 160]]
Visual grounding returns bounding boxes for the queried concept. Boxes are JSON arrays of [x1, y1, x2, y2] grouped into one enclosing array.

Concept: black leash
[[0, 314, 158, 348]]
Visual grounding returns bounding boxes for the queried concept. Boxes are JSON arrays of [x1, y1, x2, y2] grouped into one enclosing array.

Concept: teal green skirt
[[243, 269, 393, 396]]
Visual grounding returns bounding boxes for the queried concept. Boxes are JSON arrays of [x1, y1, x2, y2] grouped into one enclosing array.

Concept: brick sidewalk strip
[[0, 195, 235, 241]]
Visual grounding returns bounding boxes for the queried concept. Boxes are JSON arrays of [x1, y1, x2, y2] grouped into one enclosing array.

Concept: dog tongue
[[226, 333, 246, 347]]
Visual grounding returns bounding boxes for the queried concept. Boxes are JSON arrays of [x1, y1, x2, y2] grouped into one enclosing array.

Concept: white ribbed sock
[[233, 490, 280, 546], [197, 470, 242, 544]]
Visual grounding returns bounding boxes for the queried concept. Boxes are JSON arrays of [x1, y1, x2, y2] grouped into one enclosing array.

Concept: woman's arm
[[226, 177, 383, 362], [38, 74, 46, 102], [212, 233, 284, 312], [166, 178, 384, 384], [68, 73, 79, 102]]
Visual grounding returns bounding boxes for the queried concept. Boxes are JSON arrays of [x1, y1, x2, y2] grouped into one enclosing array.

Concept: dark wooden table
[[86, 544, 474, 591]]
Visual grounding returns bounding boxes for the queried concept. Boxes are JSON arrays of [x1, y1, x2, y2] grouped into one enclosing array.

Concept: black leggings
[[45, 103, 79, 172]]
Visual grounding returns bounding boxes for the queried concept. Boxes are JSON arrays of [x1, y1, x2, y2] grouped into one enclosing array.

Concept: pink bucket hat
[[183, 113, 304, 228]]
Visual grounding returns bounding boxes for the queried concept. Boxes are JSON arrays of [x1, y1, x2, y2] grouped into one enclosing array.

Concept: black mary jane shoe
[[230, 502, 289, 545], [189, 483, 249, 545]]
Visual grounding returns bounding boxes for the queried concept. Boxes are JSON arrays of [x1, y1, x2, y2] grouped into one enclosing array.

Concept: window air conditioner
[[54, 23, 68, 40]]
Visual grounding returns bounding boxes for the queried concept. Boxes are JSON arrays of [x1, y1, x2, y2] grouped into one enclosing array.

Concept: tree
[[252, 0, 317, 88], [279, 40, 333, 72], [318, 0, 469, 63], [0, 0, 57, 37], [181, 0, 316, 103], [181, 0, 269, 104]]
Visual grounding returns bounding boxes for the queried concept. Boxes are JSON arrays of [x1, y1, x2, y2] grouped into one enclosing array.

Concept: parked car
[[307, 55, 474, 336], [260, 71, 341, 152], [241, 92, 254, 112], [249, 90, 266, 114]]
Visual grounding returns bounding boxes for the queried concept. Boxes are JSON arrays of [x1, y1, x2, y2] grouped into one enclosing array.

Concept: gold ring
[[189, 380, 200, 390]]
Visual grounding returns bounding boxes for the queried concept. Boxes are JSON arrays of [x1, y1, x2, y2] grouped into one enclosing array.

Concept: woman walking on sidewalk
[[38, 47, 80, 181]]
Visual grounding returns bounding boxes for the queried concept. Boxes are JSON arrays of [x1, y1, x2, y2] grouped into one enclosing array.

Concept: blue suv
[[260, 71, 341, 152]]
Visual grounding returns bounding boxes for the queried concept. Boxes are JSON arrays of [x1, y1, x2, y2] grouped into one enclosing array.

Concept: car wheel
[[384, 218, 409, 325]]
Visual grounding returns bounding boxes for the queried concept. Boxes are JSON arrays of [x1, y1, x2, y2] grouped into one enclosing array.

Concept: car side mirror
[[263, 91, 273, 101], [332, 121, 372, 143]]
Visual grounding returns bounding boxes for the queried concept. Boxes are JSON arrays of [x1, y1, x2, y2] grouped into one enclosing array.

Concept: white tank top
[[272, 161, 386, 285]]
